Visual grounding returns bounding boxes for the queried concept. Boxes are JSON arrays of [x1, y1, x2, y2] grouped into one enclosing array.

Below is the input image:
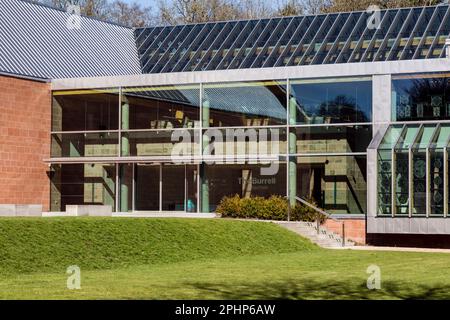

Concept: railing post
[[342, 222, 345, 247], [316, 219, 320, 235]]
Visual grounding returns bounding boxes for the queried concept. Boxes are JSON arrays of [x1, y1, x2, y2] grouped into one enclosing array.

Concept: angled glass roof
[[134, 4, 450, 74]]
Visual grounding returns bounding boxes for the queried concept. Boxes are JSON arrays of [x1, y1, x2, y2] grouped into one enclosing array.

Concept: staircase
[[276, 221, 356, 248]]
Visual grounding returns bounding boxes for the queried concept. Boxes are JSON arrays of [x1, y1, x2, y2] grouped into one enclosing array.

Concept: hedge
[[216, 195, 327, 223]]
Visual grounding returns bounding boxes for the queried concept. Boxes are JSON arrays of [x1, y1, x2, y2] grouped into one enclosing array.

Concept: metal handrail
[[292, 196, 346, 247]]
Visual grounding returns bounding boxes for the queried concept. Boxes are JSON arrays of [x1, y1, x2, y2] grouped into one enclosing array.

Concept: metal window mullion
[[335, 12, 367, 63], [215, 20, 253, 70], [136, 27, 163, 54], [440, 32, 450, 58], [311, 14, 344, 65], [426, 147, 431, 217], [323, 12, 357, 64], [142, 26, 180, 73], [140, 27, 173, 72], [408, 147, 413, 217], [211, 21, 251, 70], [445, 145, 449, 217], [409, 124, 424, 216], [150, 25, 192, 73], [373, 9, 404, 62], [274, 16, 311, 67], [391, 148, 396, 217], [261, 17, 297, 68], [359, 10, 393, 63], [172, 23, 213, 72], [159, 164, 162, 212], [273, 16, 317, 67], [237, 19, 275, 69], [183, 23, 224, 72], [285, 15, 322, 66], [226, 19, 265, 70], [162, 24, 208, 73], [412, 7, 440, 59], [399, 7, 427, 60], [115, 163, 119, 212], [386, 8, 414, 61], [202, 22, 243, 71], [249, 18, 285, 68], [138, 27, 166, 59], [426, 6, 450, 59], [392, 124, 408, 217]]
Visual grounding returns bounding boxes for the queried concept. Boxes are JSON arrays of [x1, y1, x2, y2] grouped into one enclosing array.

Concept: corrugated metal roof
[[0, 0, 141, 80]]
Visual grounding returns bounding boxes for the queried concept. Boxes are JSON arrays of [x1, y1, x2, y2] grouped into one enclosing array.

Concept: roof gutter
[[0, 70, 50, 83]]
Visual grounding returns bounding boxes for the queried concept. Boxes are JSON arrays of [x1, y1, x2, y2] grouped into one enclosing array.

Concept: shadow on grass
[[185, 279, 450, 300]]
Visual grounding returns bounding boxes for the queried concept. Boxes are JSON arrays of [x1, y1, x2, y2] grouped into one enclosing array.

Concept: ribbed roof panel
[[0, 0, 141, 79]]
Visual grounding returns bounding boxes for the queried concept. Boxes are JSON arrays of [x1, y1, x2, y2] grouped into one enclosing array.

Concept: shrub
[[216, 194, 241, 218], [264, 195, 288, 220], [216, 194, 327, 223], [291, 199, 327, 224]]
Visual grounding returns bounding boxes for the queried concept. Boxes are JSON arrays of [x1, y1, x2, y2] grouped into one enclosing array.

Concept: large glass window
[[51, 132, 119, 158], [392, 73, 450, 122], [291, 125, 372, 154], [296, 155, 367, 214], [52, 89, 119, 132], [203, 81, 287, 127], [50, 164, 116, 212], [289, 78, 372, 124], [376, 123, 450, 217], [205, 163, 286, 212], [122, 85, 200, 129]]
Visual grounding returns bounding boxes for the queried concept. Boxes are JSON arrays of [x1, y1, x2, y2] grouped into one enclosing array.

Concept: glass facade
[[134, 5, 450, 73], [392, 73, 450, 122], [50, 77, 372, 214], [376, 123, 450, 217], [290, 78, 372, 124]]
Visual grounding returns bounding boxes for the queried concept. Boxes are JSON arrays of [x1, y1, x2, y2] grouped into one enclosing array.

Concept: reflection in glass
[[205, 163, 287, 212], [122, 85, 200, 129], [123, 130, 200, 157], [293, 125, 371, 153], [411, 125, 435, 215], [296, 155, 367, 214], [135, 164, 160, 211], [392, 73, 450, 122], [50, 164, 116, 212], [290, 79, 372, 124], [377, 125, 403, 215], [203, 81, 287, 127], [394, 125, 419, 215], [51, 132, 119, 157], [52, 89, 119, 132]]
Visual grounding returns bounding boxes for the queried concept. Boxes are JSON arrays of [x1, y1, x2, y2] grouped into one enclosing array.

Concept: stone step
[[275, 221, 355, 248]]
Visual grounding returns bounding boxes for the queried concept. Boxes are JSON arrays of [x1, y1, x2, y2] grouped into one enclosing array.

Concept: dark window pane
[[290, 79, 372, 124]]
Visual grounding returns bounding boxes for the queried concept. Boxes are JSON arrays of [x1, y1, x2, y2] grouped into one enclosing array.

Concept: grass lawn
[[1, 217, 450, 299]]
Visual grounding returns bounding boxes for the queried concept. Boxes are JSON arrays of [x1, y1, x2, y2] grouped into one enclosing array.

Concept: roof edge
[[134, 3, 449, 29], [0, 70, 50, 83], [18, 0, 133, 29]]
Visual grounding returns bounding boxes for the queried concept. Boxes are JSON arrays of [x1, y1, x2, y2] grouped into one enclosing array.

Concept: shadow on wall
[[184, 279, 450, 300]]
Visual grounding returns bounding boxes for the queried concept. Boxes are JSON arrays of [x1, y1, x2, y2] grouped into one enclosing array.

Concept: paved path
[[334, 245, 450, 253]]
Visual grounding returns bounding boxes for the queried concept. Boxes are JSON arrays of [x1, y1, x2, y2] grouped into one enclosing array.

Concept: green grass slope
[[0, 218, 315, 274]]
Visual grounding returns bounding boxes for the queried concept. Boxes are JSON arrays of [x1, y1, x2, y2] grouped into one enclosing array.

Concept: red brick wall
[[324, 218, 366, 245], [0, 75, 51, 211]]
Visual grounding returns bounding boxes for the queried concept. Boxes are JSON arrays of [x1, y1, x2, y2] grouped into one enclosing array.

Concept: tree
[[276, 0, 304, 16], [324, 0, 444, 13], [108, 0, 153, 27], [158, 0, 244, 25]]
